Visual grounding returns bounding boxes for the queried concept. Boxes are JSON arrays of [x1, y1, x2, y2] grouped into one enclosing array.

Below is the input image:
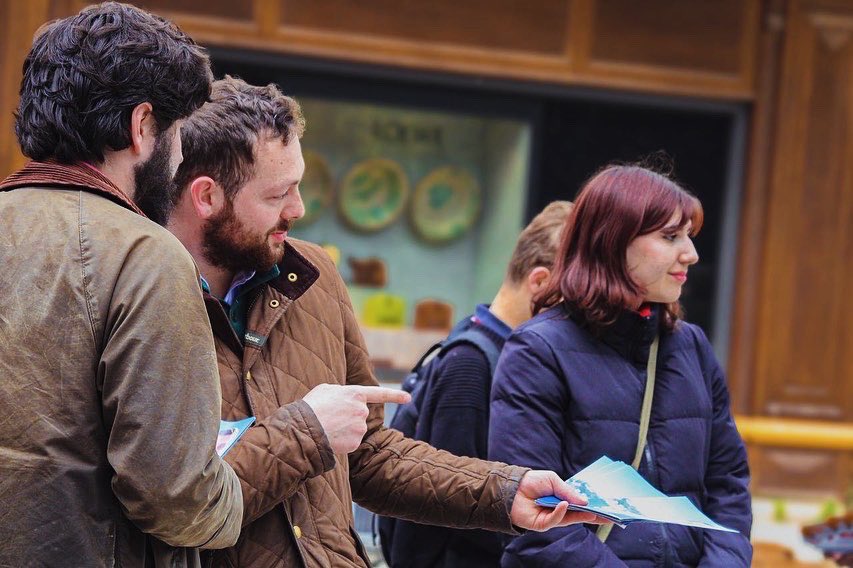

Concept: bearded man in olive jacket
[[0, 4, 242, 567], [167, 76, 597, 568]]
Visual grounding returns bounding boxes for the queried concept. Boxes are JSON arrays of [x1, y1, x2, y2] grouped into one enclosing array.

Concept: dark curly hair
[[15, 1, 213, 164], [174, 75, 305, 201]]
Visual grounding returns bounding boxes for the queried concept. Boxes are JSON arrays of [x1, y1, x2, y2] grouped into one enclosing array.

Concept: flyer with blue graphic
[[216, 417, 255, 457], [535, 456, 736, 532]]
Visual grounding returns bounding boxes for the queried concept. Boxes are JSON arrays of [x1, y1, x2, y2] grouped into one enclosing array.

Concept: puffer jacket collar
[[0, 160, 144, 215], [568, 303, 660, 366]]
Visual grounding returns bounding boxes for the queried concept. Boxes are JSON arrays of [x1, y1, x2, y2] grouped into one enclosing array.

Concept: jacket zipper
[[242, 370, 257, 416], [646, 443, 673, 567], [237, 291, 267, 416], [239, 289, 269, 405], [240, 290, 307, 566], [246, 290, 262, 323]]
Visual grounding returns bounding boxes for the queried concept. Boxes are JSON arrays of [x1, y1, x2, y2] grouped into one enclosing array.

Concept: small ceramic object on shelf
[[348, 256, 387, 288], [297, 150, 334, 226], [339, 158, 409, 232], [410, 165, 481, 245], [362, 293, 406, 328], [413, 298, 453, 331]]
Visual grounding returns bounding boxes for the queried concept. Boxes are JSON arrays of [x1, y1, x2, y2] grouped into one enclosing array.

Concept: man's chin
[[260, 249, 286, 271]]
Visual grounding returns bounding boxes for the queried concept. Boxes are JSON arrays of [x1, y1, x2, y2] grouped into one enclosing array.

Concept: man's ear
[[128, 102, 156, 156], [188, 176, 226, 220], [527, 266, 551, 295]]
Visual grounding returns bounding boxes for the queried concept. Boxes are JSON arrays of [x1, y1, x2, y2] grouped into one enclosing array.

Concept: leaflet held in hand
[[216, 417, 255, 457], [536, 456, 737, 533]]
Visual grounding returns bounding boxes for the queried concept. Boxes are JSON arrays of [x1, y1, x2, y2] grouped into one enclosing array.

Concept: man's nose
[[283, 191, 305, 220]]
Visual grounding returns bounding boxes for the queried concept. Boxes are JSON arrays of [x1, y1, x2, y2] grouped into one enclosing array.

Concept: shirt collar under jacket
[[472, 303, 513, 341]]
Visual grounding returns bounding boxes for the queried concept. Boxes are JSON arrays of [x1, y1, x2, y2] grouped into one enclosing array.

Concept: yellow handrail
[[734, 415, 853, 451]]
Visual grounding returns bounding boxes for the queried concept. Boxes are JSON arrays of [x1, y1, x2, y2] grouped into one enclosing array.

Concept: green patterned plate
[[410, 166, 481, 244], [338, 158, 409, 232], [298, 151, 334, 226]]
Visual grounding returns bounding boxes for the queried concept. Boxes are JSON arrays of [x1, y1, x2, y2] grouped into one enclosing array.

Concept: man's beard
[[133, 132, 177, 226], [202, 198, 290, 273]]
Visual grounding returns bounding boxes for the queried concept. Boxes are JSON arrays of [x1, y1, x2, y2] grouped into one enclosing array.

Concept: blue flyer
[[216, 417, 255, 457], [535, 456, 736, 533]]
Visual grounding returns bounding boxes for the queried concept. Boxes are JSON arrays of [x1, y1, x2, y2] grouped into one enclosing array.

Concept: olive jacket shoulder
[[0, 162, 243, 568]]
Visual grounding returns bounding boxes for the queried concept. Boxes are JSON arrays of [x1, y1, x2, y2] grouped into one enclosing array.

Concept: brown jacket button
[[287, 272, 298, 282], [293, 525, 302, 539], [269, 299, 280, 308]]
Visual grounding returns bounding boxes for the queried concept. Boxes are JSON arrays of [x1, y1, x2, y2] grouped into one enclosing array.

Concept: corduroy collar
[[0, 160, 144, 216]]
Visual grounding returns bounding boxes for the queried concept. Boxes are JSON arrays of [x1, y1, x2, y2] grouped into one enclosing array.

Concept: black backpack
[[377, 315, 501, 564]]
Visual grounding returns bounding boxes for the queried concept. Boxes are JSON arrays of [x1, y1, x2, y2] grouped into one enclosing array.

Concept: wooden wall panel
[[280, 0, 570, 55], [0, 0, 51, 178], [749, 0, 853, 496], [571, 0, 760, 98], [0, 1, 14, 177], [134, 0, 253, 21], [754, 0, 853, 422], [57, 0, 760, 100], [589, 0, 746, 73], [64, 0, 261, 40], [728, 0, 788, 414], [269, 1, 575, 87], [750, 446, 850, 497]]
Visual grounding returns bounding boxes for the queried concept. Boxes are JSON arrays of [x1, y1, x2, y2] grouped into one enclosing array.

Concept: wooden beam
[[736, 415, 853, 451]]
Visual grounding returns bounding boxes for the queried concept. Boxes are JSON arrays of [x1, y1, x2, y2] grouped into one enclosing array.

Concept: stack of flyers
[[803, 513, 853, 556], [535, 456, 736, 532], [216, 417, 255, 457]]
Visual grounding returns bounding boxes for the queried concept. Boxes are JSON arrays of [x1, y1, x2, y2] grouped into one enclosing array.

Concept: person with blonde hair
[[381, 200, 573, 567]]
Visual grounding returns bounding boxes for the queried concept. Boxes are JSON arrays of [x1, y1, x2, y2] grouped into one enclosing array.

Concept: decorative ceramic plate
[[410, 166, 481, 244], [297, 151, 334, 226], [338, 158, 409, 232]]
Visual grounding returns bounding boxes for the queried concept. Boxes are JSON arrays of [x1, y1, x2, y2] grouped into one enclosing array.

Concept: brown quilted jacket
[[204, 239, 529, 567]]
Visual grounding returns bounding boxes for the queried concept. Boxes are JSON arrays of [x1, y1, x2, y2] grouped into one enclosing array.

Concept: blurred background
[[1, 1, 851, 565]]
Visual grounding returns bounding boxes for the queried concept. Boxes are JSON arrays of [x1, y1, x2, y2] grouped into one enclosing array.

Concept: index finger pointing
[[351, 385, 412, 405]]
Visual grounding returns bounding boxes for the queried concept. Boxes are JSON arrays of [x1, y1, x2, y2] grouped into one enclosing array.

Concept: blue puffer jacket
[[488, 304, 752, 567]]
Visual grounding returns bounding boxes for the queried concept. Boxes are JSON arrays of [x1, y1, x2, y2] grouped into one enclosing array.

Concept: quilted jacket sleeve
[[333, 271, 529, 534], [489, 329, 627, 567], [692, 327, 753, 567], [223, 399, 336, 527]]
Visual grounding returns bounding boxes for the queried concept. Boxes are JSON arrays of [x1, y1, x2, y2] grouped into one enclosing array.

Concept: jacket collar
[[602, 305, 660, 366], [0, 160, 144, 216], [569, 303, 660, 366], [268, 240, 320, 302]]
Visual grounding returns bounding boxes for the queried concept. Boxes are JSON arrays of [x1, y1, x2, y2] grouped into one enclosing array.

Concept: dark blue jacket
[[386, 318, 507, 567], [488, 305, 752, 567]]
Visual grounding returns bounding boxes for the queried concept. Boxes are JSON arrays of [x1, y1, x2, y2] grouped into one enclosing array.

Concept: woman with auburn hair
[[488, 165, 752, 567]]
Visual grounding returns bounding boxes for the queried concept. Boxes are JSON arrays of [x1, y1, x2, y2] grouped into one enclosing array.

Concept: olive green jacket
[[0, 162, 243, 567]]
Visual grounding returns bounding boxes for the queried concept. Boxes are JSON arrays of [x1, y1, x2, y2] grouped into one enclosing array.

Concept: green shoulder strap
[[596, 334, 660, 543]]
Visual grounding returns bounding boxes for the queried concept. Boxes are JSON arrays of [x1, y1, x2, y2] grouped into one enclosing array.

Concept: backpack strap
[[439, 327, 502, 375]]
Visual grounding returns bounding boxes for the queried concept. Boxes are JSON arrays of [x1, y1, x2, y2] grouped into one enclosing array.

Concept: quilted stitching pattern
[[209, 240, 524, 568]]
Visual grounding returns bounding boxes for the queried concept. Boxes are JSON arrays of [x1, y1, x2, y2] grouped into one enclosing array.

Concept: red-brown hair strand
[[534, 164, 703, 333]]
